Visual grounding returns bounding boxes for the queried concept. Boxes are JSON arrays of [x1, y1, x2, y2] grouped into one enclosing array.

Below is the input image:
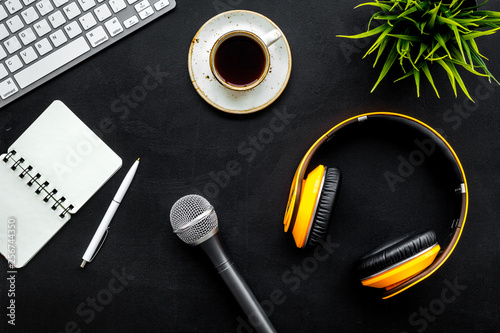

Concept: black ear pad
[[357, 229, 437, 280], [306, 167, 342, 248]]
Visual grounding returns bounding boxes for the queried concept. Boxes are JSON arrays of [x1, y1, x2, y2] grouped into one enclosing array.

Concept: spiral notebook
[[0, 101, 122, 268]]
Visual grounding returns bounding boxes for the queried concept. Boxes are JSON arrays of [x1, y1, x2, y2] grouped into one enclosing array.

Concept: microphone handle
[[199, 235, 277, 333], [219, 261, 276, 333]]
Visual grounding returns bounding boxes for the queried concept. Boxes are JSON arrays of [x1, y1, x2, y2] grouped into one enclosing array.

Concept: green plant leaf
[[414, 67, 421, 97], [436, 15, 471, 32], [450, 0, 461, 9], [449, 59, 490, 77], [451, 25, 466, 62], [467, 38, 487, 59], [462, 27, 500, 40], [371, 43, 399, 93], [364, 25, 394, 57], [373, 37, 390, 67], [390, 1, 403, 12], [459, 35, 473, 66], [425, 32, 451, 59], [387, 34, 421, 41], [475, 10, 500, 19], [436, 59, 457, 97], [427, 54, 450, 61], [448, 62, 473, 101], [394, 68, 415, 82], [336, 23, 389, 39], [414, 42, 427, 63], [447, 47, 488, 76], [454, 16, 485, 27], [419, 21, 428, 34], [422, 63, 440, 98], [435, 32, 452, 58], [397, 6, 418, 19], [470, 48, 500, 84], [374, 14, 399, 21], [354, 2, 392, 11], [427, 2, 442, 30]]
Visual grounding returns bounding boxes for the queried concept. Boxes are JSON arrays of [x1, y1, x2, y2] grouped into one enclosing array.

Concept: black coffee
[[214, 35, 266, 87]]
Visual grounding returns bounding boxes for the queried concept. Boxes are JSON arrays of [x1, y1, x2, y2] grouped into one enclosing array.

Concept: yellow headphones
[[283, 112, 468, 299]]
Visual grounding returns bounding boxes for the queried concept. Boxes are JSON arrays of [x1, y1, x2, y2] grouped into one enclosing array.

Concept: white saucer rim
[[188, 9, 292, 114]]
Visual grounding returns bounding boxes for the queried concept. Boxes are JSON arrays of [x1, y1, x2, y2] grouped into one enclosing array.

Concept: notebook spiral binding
[[3, 150, 74, 219]]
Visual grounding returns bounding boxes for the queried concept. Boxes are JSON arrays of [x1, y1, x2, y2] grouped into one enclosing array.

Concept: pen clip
[[89, 228, 109, 262]]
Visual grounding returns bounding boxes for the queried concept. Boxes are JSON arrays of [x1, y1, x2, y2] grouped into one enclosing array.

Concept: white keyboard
[[0, 0, 176, 108]]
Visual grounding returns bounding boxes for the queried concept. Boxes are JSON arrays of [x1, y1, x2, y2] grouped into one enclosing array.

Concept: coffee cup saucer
[[188, 10, 292, 114]]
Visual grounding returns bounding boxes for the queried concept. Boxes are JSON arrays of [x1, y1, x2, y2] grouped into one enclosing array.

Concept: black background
[[1, 1, 499, 332]]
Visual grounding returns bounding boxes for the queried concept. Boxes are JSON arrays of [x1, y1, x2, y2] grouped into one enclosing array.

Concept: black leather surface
[[357, 229, 437, 280], [306, 167, 341, 248], [1, 1, 499, 332]]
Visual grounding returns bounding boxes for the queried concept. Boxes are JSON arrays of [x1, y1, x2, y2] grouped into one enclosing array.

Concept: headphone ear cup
[[357, 229, 439, 289], [306, 167, 342, 248]]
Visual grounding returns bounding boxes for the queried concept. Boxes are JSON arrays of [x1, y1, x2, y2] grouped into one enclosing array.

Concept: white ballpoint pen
[[80, 158, 140, 268]]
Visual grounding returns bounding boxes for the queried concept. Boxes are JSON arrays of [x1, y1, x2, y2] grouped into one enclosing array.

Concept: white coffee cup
[[209, 29, 282, 91]]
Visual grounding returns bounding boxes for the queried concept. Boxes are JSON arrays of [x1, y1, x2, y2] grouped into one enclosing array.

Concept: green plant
[[338, 0, 500, 100]]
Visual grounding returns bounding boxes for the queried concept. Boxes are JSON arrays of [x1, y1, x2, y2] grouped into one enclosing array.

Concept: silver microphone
[[170, 195, 276, 333]]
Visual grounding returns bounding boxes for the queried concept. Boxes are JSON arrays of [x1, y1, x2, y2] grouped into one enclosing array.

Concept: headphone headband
[[283, 112, 468, 298]]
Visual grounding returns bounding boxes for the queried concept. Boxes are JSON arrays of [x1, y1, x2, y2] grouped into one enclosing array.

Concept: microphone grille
[[170, 194, 218, 245]]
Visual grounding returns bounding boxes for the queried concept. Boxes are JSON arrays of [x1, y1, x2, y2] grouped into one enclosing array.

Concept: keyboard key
[[0, 46, 6, 59], [21, 7, 40, 24], [48, 10, 66, 28], [94, 4, 111, 21], [14, 36, 90, 88], [36, 0, 54, 16], [34, 37, 52, 55], [78, 0, 96, 11], [4, 36, 22, 53], [5, 55, 23, 72], [134, 0, 149, 12], [63, 2, 81, 20], [127, 0, 139, 4], [138, 6, 153, 20], [123, 15, 138, 28], [109, 0, 126, 13], [19, 27, 37, 45], [154, 0, 169, 11], [53, 0, 69, 7], [0, 6, 8, 21], [22, 0, 37, 5], [0, 77, 19, 99], [20, 46, 38, 64], [0, 24, 9, 40], [33, 18, 51, 36], [5, 0, 23, 14], [6, 15, 24, 33], [49, 29, 67, 47], [79, 12, 96, 30], [0, 64, 8, 79], [64, 21, 82, 38], [85, 25, 107, 47], [104, 17, 122, 37]]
